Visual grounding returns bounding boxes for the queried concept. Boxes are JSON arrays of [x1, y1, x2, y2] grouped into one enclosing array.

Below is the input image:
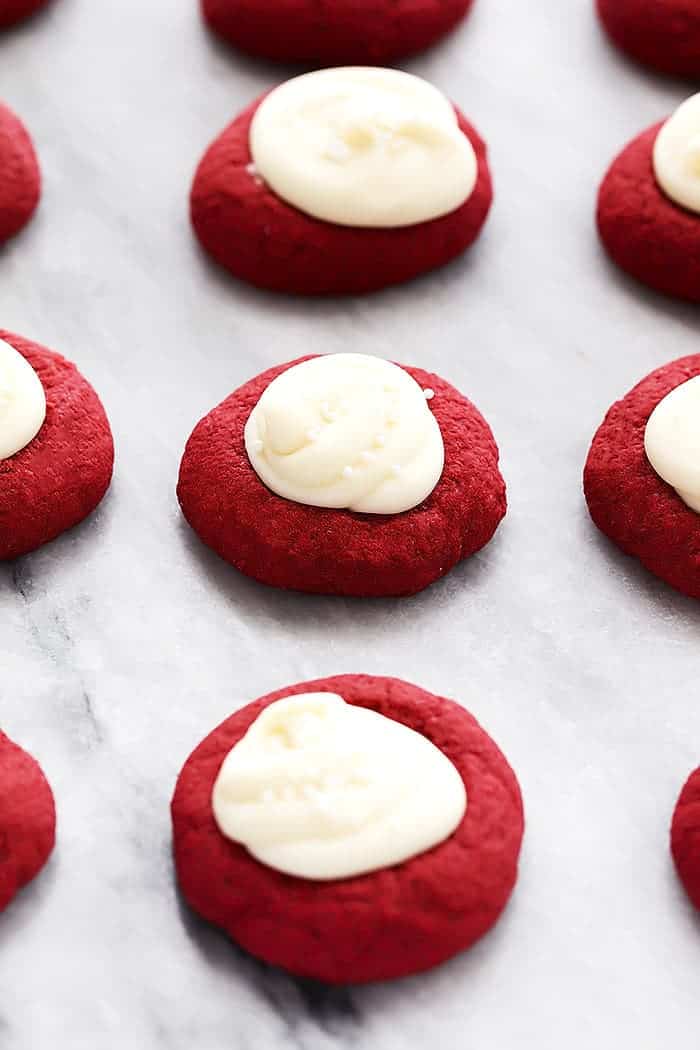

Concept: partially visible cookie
[[596, 0, 700, 78], [597, 94, 700, 301], [0, 0, 50, 29], [172, 674, 524, 984], [0, 102, 40, 243], [0, 731, 55, 912], [671, 767, 700, 910], [584, 354, 700, 598], [0, 331, 114, 560], [201, 0, 475, 65]]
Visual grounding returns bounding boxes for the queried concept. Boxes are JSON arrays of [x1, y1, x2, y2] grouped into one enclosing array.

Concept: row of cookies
[[3, 676, 699, 983], [205, 0, 700, 75], [2, 330, 700, 601], [4, 63, 700, 302], [191, 67, 700, 301], [3, 0, 699, 74], [0, 0, 476, 62]]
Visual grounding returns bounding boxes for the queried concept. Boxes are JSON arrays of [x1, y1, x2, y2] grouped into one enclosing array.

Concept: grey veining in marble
[[2, 1, 700, 1047]]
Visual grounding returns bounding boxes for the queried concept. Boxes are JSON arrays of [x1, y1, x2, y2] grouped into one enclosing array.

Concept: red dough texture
[[201, 0, 474, 65], [597, 0, 700, 78], [190, 95, 492, 295], [0, 102, 40, 243], [0, 731, 55, 912], [177, 357, 506, 598], [0, 331, 114, 560], [584, 354, 700, 599], [597, 121, 700, 303], [172, 674, 524, 984], [0, 0, 49, 29], [672, 767, 700, 910]]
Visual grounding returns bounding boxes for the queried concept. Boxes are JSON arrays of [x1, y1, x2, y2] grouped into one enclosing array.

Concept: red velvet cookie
[[0, 0, 50, 29], [177, 356, 506, 597], [0, 102, 40, 243], [0, 731, 55, 912], [584, 354, 700, 598], [671, 767, 700, 909], [0, 331, 114, 560], [190, 95, 492, 296], [596, 0, 700, 78], [172, 674, 524, 984], [597, 120, 700, 302], [201, 0, 475, 65]]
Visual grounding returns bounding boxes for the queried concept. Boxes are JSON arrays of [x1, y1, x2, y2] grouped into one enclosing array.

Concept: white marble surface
[[1, 0, 700, 1046]]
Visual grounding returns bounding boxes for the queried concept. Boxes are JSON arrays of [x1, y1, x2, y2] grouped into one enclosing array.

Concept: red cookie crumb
[[584, 354, 700, 599], [190, 95, 492, 295], [0, 331, 114, 560], [597, 120, 700, 303], [0, 731, 55, 912], [201, 0, 475, 65], [177, 356, 506, 598], [0, 0, 50, 29], [672, 767, 700, 910], [0, 102, 40, 243], [596, 0, 700, 78], [172, 674, 524, 984]]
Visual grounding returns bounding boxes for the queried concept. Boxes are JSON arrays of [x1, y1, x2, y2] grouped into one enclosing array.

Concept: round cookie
[[597, 121, 700, 302], [672, 767, 700, 910], [190, 92, 492, 296], [584, 354, 700, 599], [0, 331, 114, 560], [172, 674, 524, 984], [596, 0, 700, 78], [177, 356, 506, 597], [0, 0, 50, 29], [0, 102, 40, 244], [0, 731, 55, 912], [201, 0, 475, 66]]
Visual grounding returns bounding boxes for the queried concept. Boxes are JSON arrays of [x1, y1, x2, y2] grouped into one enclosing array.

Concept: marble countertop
[[2, 1, 700, 1047]]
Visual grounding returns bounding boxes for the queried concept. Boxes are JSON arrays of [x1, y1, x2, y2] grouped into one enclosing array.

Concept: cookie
[[0, 0, 50, 29], [597, 104, 700, 302], [596, 0, 700, 78], [177, 355, 506, 598], [671, 767, 700, 910], [0, 102, 40, 243], [584, 354, 700, 599], [172, 674, 524, 984], [0, 731, 55, 912], [0, 331, 114, 560], [201, 0, 475, 65], [190, 69, 492, 296]]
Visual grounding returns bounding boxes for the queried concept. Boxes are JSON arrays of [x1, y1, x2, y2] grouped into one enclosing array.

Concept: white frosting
[[244, 354, 444, 515], [653, 93, 700, 215], [249, 67, 477, 228], [645, 375, 700, 512], [0, 338, 46, 460], [212, 692, 467, 881]]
